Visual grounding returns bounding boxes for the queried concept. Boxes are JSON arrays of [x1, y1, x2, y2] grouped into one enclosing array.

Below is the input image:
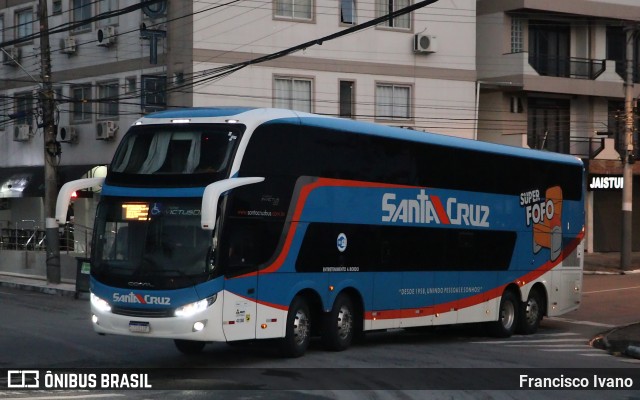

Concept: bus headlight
[[91, 293, 112, 313], [175, 295, 217, 318]]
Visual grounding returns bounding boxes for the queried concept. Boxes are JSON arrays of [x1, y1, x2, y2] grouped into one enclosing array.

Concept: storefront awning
[[0, 165, 100, 198]]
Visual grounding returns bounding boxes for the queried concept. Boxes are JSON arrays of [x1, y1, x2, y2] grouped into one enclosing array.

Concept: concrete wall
[[0, 250, 78, 283]]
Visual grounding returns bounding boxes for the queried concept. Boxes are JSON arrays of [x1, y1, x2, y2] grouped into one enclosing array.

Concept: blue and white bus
[[56, 107, 585, 357]]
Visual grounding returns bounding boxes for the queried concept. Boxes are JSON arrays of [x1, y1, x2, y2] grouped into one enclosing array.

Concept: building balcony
[[528, 54, 605, 80]]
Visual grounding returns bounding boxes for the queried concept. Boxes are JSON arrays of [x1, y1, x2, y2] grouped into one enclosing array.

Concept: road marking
[[1, 394, 124, 400], [472, 338, 587, 344], [546, 317, 615, 328], [583, 285, 640, 294]]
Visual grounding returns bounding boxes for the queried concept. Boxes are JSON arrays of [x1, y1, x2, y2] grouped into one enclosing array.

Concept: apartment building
[[476, 0, 640, 252], [0, 0, 478, 252]]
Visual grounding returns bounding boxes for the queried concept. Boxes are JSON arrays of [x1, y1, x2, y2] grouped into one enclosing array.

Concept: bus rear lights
[[329, 285, 335, 291], [91, 293, 112, 313], [174, 295, 217, 318], [92, 315, 99, 324], [192, 320, 207, 332], [261, 324, 268, 329]]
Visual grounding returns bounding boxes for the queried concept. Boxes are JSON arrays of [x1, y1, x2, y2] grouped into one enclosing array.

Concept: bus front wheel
[[280, 296, 311, 358], [322, 293, 355, 351], [174, 339, 205, 355], [489, 290, 518, 338]]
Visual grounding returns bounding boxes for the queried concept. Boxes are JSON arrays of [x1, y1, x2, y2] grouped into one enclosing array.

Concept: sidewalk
[[1, 252, 639, 358]]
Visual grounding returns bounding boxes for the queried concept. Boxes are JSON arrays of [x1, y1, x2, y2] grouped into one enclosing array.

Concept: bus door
[[221, 222, 258, 341]]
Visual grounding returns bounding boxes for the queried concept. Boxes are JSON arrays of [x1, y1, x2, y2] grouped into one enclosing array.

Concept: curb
[[0, 275, 79, 298]]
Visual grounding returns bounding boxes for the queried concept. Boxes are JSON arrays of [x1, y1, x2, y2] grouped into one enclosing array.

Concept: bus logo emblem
[[337, 233, 347, 253]]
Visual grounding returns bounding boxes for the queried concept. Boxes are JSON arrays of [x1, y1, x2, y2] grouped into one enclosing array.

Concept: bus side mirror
[[201, 177, 265, 230], [56, 177, 105, 224]]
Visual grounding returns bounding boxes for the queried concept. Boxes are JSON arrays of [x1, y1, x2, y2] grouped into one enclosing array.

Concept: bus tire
[[174, 339, 205, 355], [322, 293, 355, 351], [517, 289, 543, 335], [279, 296, 311, 358], [489, 290, 518, 338]]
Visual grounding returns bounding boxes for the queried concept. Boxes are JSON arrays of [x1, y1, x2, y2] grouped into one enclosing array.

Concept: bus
[[56, 107, 585, 357]]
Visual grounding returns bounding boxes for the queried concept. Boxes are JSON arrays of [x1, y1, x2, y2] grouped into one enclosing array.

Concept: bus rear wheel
[[174, 339, 206, 355], [279, 296, 311, 358], [322, 293, 355, 351], [517, 289, 543, 335], [489, 290, 518, 338]]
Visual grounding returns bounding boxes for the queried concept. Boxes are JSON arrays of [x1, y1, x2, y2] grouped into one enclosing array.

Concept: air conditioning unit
[[58, 126, 78, 143], [413, 34, 437, 53], [13, 124, 32, 141], [60, 37, 77, 54], [2, 47, 21, 66], [97, 26, 117, 47], [96, 121, 118, 140]]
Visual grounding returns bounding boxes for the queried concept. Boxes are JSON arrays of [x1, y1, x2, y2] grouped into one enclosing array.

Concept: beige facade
[[475, 0, 640, 252]]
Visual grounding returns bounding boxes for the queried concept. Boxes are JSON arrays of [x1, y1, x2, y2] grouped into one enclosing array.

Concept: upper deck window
[[108, 124, 244, 187]]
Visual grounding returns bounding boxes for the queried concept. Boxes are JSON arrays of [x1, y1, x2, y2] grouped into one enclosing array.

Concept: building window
[[141, 75, 167, 112], [52, 1, 63, 15], [375, 83, 411, 120], [0, 15, 4, 44], [339, 80, 355, 118], [527, 98, 570, 154], [16, 8, 33, 40], [274, 76, 312, 112], [126, 77, 137, 94], [340, 0, 356, 25], [14, 92, 34, 126], [71, 85, 92, 123], [72, 0, 92, 32], [98, 0, 118, 27], [511, 17, 523, 53], [275, 0, 312, 20], [376, 0, 410, 29], [97, 81, 119, 119]]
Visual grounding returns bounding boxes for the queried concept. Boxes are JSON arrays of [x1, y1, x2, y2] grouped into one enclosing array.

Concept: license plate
[[129, 321, 150, 333]]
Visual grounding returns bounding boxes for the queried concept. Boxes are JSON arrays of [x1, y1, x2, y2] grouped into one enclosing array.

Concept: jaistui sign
[[588, 174, 623, 191]]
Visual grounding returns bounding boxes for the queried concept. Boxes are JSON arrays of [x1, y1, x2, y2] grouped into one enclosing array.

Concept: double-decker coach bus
[[56, 107, 584, 357]]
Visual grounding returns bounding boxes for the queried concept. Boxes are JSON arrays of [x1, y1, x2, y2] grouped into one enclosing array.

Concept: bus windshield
[[92, 197, 215, 289], [107, 123, 244, 187]]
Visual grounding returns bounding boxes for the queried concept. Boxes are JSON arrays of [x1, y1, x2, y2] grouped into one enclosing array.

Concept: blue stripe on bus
[[143, 107, 255, 119], [101, 184, 205, 197]]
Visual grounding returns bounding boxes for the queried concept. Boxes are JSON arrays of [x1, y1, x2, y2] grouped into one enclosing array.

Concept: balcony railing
[[528, 54, 606, 80], [528, 135, 605, 159], [569, 136, 605, 159]]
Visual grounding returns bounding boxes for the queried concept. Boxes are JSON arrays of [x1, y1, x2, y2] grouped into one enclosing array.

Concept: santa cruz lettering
[[113, 292, 171, 305], [381, 190, 490, 227]]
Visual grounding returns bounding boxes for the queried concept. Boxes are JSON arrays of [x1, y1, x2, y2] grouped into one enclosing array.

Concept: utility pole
[[38, 0, 61, 283], [621, 24, 636, 271]]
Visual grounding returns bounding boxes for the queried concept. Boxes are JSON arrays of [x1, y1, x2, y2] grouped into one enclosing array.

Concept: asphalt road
[[1, 274, 639, 399]]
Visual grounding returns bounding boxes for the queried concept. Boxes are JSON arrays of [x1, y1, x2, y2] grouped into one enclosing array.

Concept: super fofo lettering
[[520, 189, 555, 227], [381, 190, 489, 227]]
